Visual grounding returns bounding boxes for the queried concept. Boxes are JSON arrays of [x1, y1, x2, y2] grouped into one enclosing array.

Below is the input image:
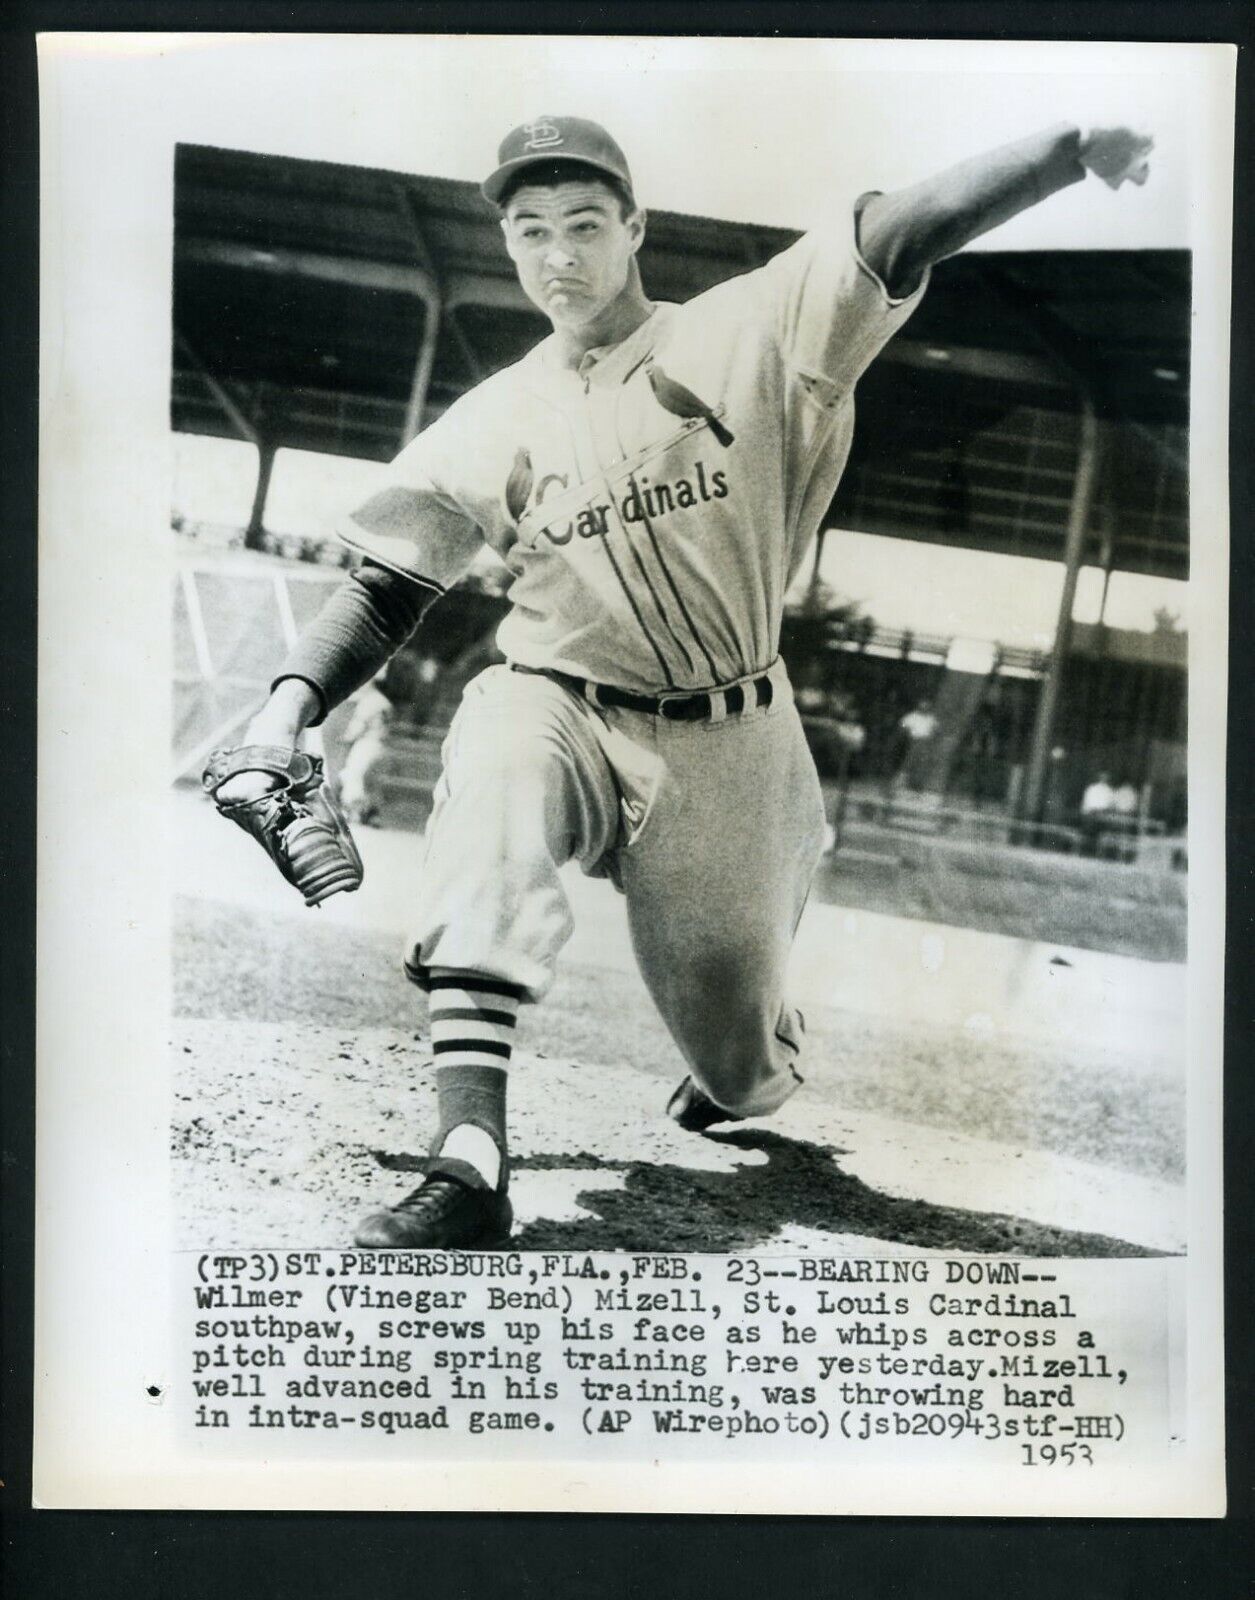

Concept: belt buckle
[[656, 691, 695, 722]]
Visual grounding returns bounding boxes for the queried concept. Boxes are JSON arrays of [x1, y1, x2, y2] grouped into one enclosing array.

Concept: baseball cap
[[482, 116, 634, 208]]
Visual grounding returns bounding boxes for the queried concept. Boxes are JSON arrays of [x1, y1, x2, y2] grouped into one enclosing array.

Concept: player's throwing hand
[[1080, 127, 1154, 188]]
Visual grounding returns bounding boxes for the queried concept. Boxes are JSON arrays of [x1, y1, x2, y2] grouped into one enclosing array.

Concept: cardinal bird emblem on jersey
[[505, 447, 535, 525], [645, 361, 735, 449]]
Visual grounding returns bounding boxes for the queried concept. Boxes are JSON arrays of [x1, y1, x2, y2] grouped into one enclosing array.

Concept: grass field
[[311, 700, 1188, 966], [817, 825, 1187, 963]]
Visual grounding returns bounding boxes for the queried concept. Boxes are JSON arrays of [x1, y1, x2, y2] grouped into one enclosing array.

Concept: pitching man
[[206, 115, 1152, 1248]]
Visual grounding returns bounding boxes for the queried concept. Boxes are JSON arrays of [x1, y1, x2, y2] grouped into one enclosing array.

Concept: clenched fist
[[1081, 127, 1154, 189]]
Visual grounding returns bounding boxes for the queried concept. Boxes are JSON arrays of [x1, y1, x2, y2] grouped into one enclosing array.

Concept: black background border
[[3, 5, 1251, 1594]]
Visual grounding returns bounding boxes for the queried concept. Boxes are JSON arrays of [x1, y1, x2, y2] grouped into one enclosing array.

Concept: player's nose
[[543, 242, 578, 270]]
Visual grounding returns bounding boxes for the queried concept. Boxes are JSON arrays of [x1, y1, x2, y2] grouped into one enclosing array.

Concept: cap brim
[[481, 151, 630, 207]]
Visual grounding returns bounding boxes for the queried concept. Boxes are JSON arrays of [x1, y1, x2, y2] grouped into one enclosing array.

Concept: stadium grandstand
[[170, 143, 1189, 912]]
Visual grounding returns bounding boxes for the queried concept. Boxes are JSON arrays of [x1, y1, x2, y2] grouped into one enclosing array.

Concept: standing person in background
[[337, 653, 437, 825], [337, 668, 395, 827], [893, 697, 939, 794]]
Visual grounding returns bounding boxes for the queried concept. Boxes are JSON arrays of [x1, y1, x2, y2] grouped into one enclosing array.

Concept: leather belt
[[510, 663, 775, 721]]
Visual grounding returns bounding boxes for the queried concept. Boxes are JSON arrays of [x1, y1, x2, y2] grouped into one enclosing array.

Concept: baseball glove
[[202, 745, 364, 907]]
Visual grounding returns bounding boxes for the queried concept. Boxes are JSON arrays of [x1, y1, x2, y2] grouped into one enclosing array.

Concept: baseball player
[[337, 669, 395, 826], [205, 115, 1152, 1248]]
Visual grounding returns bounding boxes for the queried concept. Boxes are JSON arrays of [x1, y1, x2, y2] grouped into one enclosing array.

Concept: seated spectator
[[1079, 771, 1116, 855]]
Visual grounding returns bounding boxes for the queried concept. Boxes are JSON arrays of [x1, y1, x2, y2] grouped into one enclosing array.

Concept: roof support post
[[1018, 397, 1101, 827], [174, 331, 260, 446], [244, 438, 277, 551], [393, 184, 446, 447], [401, 287, 442, 446], [807, 524, 829, 608]]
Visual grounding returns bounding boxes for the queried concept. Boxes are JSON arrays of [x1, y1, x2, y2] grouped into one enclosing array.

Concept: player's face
[[501, 180, 645, 331]]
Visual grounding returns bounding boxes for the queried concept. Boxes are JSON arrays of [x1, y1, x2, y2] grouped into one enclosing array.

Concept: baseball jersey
[[338, 198, 928, 695]]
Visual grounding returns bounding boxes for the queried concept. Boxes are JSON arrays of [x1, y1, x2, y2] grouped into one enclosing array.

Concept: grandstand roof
[[172, 143, 1189, 581]]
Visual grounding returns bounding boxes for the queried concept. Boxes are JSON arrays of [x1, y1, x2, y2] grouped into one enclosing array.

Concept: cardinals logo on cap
[[522, 119, 563, 151]]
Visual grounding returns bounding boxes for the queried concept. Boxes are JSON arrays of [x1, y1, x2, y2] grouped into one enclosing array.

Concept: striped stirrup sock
[[427, 971, 523, 1190], [429, 971, 522, 1069]]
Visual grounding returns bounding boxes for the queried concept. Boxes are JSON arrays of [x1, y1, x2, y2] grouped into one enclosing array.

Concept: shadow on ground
[[374, 1127, 1164, 1258]]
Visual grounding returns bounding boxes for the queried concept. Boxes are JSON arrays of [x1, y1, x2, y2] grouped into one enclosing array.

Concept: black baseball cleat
[[666, 1076, 743, 1133], [353, 1169, 513, 1249]]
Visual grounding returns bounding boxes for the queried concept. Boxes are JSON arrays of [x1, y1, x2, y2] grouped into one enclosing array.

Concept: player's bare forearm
[[213, 678, 325, 807], [858, 123, 1153, 297], [243, 676, 323, 746]]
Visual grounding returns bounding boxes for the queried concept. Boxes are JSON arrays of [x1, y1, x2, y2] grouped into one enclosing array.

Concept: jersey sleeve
[[272, 560, 436, 724], [752, 196, 929, 396], [335, 401, 486, 589]]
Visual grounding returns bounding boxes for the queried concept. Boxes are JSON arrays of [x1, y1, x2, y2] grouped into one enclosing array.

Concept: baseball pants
[[406, 658, 826, 1117]]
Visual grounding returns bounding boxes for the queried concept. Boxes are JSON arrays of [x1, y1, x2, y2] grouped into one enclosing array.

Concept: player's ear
[[499, 216, 518, 259], [626, 207, 647, 254]]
